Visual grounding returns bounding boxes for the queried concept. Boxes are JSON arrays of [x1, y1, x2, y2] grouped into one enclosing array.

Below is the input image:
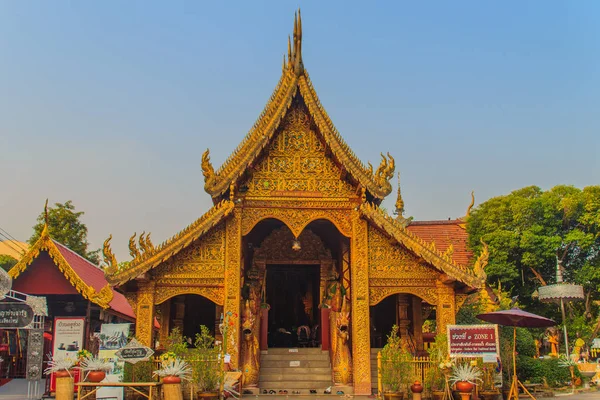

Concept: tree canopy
[[467, 185, 600, 337], [0, 255, 17, 272], [29, 200, 100, 264]]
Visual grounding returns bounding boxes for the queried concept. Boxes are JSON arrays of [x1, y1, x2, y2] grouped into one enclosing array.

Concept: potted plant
[[153, 358, 192, 400], [427, 334, 449, 400], [45, 354, 76, 400], [189, 325, 222, 400], [380, 325, 414, 400], [79, 356, 112, 382], [449, 363, 482, 400]]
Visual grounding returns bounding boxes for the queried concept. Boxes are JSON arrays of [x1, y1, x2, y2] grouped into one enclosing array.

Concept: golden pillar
[[350, 213, 371, 395], [224, 208, 242, 368], [135, 280, 156, 347], [435, 281, 456, 336]]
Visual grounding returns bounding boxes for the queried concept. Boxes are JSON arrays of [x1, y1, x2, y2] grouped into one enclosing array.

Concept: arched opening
[[369, 293, 434, 356], [159, 294, 218, 343], [243, 217, 347, 349]]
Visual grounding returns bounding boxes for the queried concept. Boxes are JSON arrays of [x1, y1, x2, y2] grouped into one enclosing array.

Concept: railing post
[[377, 351, 382, 399]]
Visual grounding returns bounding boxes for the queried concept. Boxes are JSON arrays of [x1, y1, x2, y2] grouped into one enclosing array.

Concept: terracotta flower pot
[[197, 392, 219, 400], [162, 375, 181, 384], [431, 390, 445, 400], [55, 370, 71, 378], [455, 381, 474, 393], [87, 370, 106, 382], [384, 392, 404, 400], [411, 381, 424, 393]]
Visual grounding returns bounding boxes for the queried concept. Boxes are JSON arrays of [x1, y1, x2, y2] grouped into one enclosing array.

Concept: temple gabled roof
[[360, 202, 486, 290], [9, 225, 134, 319], [201, 10, 395, 201], [407, 219, 472, 266], [104, 199, 235, 286]]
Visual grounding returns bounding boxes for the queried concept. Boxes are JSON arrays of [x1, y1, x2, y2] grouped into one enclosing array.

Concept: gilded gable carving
[[153, 223, 226, 279], [368, 225, 439, 279], [254, 226, 331, 262], [241, 97, 356, 199]]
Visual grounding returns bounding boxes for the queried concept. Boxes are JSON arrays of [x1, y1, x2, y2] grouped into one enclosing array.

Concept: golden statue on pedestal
[[332, 301, 352, 385]]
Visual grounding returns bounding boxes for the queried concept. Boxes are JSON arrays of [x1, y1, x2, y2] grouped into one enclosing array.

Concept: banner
[[97, 323, 131, 400], [447, 324, 499, 358], [51, 317, 85, 391]]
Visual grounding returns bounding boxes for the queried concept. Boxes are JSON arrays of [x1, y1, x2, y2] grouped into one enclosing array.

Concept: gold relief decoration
[[241, 98, 357, 199], [332, 307, 352, 384], [435, 282, 456, 336], [135, 281, 156, 347], [124, 292, 138, 315], [254, 226, 330, 262], [350, 213, 371, 395], [154, 286, 224, 306], [224, 208, 242, 368], [140, 232, 154, 254], [102, 235, 118, 275], [368, 286, 438, 307], [241, 207, 352, 239], [202, 149, 216, 188], [152, 226, 226, 280], [203, 14, 393, 200], [129, 233, 141, 259], [240, 301, 260, 387], [9, 224, 114, 309], [472, 238, 489, 280], [360, 202, 484, 289], [368, 225, 438, 278], [106, 199, 235, 286]]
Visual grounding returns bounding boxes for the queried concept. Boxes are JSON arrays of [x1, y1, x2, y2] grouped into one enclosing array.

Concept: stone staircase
[[255, 348, 353, 395]]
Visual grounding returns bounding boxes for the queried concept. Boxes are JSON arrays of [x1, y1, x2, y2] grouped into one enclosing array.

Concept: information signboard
[[0, 302, 34, 328], [447, 324, 499, 358]]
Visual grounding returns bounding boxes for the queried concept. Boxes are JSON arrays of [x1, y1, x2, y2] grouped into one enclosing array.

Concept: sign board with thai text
[[447, 324, 499, 358], [0, 302, 34, 328], [115, 338, 154, 364]]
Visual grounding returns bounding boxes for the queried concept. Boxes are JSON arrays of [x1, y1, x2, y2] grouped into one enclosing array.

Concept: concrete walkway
[[0, 378, 46, 399]]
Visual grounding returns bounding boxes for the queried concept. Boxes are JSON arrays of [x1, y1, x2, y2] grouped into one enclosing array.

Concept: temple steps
[[256, 348, 353, 395]]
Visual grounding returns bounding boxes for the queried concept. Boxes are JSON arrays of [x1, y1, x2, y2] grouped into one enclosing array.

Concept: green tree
[[0, 255, 17, 271], [29, 200, 100, 264], [467, 185, 600, 337]]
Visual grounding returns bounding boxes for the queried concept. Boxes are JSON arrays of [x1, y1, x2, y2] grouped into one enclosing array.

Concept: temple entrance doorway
[[266, 264, 320, 348]]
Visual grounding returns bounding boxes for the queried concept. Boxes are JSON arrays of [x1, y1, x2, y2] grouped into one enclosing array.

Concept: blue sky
[[1, 1, 598, 260]]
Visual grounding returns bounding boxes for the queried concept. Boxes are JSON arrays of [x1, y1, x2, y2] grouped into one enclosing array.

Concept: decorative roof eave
[[105, 199, 235, 286], [359, 202, 486, 289], [8, 225, 114, 308]]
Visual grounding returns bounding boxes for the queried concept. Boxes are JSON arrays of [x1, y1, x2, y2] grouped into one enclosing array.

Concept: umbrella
[[477, 308, 555, 400]]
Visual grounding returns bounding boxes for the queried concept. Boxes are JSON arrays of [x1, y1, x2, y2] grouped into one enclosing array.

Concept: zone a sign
[[447, 324, 499, 358]]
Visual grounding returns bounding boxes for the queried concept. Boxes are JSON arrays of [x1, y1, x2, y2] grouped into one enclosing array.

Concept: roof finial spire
[[394, 172, 405, 217], [466, 190, 475, 217], [287, 35, 293, 66], [44, 198, 49, 226], [292, 9, 303, 76]]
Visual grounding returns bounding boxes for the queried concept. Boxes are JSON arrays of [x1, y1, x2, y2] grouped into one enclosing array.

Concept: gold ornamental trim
[[360, 202, 485, 289], [106, 199, 235, 286], [203, 25, 393, 200], [9, 225, 113, 309]]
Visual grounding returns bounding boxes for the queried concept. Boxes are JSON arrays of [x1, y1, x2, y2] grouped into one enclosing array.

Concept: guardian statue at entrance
[[241, 301, 260, 387], [332, 301, 352, 385]]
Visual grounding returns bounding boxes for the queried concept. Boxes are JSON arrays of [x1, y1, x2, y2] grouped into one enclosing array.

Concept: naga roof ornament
[[466, 191, 475, 217], [201, 9, 395, 201]]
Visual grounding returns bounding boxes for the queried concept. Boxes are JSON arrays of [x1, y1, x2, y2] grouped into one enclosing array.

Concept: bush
[[516, 357, 581, 387], [123, 361, 154, 383]]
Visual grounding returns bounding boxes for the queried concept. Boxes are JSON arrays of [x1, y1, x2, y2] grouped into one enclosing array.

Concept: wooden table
[[76, 382, 162, 400]]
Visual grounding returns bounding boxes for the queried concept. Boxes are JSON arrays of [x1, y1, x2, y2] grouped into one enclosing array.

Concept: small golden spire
[[282, 54, 286, 72], [292, 9, 303, 75], [288, 35, 292, 65], [44, 198, 49, 226], [395, 172, 404, 216], [466, 191, 475, 217]]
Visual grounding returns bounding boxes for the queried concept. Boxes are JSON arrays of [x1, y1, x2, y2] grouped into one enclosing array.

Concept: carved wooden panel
[[254, 226, 331, 262], [241, 99, 357, 199]]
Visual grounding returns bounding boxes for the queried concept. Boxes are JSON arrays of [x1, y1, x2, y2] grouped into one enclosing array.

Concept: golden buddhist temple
[[103, 11, 487, 395]]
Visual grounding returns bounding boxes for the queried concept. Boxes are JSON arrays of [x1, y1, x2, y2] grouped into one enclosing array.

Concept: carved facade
[[105, 12, 486, 396]]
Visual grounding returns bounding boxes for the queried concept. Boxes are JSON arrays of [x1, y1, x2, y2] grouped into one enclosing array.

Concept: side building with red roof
[[4, 223, 136, 380]]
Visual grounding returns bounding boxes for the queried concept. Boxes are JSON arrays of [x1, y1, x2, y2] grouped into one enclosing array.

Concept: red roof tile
[[53, 241, 135, 319], [407, 219, 472, 266]]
